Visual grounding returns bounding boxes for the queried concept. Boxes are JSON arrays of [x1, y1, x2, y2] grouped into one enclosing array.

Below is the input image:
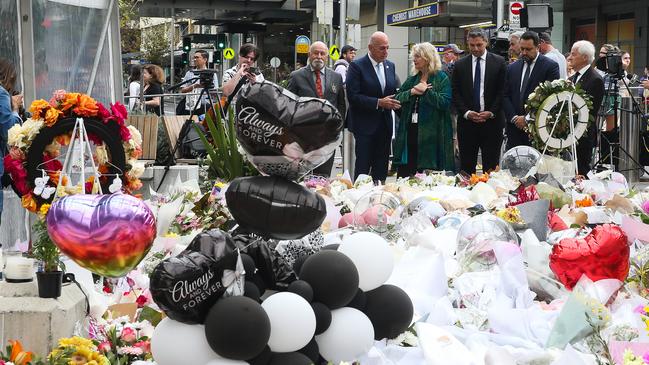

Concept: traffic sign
[[329, 45, 340, 61], [295, 35, 311, 54], [509, 1, 524, 29], [223, 48, 235, 60], [270, 57, 281, 68]]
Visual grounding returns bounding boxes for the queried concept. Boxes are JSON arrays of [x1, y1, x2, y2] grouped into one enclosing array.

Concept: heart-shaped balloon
[[150, 229, 238, 324], [47, 194, 156, 277], [549, 224, 629, 290], [226, 175, 326, 240], [236, 81, 343, 180]]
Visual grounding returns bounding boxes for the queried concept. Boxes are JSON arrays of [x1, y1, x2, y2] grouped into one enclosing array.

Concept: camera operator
[[180, 50, 218, 115], [222, 43, 265, 100]]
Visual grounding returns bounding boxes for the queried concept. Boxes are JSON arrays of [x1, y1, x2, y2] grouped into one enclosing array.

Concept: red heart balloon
[[549, 224, 629, 290]]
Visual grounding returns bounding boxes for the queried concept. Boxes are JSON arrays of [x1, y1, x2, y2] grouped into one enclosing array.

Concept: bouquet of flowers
[[92, 317, 154, 365], [45, 336, 110, 365]]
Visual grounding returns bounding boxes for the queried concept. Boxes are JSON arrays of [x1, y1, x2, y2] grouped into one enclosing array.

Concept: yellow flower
[[29, 99, 51, 120], [44, 107, 63, 126], [39, 204, 51, 217]]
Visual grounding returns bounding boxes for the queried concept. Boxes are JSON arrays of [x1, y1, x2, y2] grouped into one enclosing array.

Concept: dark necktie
[[473, 57, 481, 111], [520, 60, 533, 102], [315, 69, 323, 98], [571, 71, 580, 84]]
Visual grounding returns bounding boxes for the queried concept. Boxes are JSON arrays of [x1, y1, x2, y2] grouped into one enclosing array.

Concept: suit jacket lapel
[[304, 67, 317, 95], [514, 60, 524, 102], [464, 57, 473, 95], [324, 68, 333, 98]]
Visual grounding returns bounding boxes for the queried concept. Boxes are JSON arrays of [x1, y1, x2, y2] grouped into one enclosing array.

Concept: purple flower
[[634, 304, 646, 314], [642, 200, 649, 214], [643, 351, 649, 364]]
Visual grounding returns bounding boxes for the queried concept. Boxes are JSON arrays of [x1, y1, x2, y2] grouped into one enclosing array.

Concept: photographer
[[180, 50, 218, 115], [222, 43, 265, 99]]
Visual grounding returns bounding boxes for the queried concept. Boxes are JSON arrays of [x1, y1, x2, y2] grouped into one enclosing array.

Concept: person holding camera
[[222, 43, 265, 100], [0, 59, 22, 225], [180, 50, 218, 115]]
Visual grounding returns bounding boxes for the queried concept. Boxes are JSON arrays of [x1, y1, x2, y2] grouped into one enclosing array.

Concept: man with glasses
[[180, 50, 218, 114], [222, 43, 265, 100]]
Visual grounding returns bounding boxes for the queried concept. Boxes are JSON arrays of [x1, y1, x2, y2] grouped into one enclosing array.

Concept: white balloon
[[261, 292, 316, 352], [315, 307, 374, 363], [151, 317, 220, 365], [339, 232, 394, 291]]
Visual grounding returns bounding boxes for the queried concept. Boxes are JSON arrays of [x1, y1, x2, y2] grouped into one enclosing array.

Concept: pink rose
[[98, 341, 112, 353], [133, 340, 150, 353], [97, 103, 112, 121], [642, 200, 649, 215], [120, 326, 137, 343], [110, 102, 128, 124]]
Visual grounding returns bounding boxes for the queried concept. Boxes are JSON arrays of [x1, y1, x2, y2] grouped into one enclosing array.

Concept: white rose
[[127, 161, 145, 179], [7, 125, 24, 147], [21, 119, 44, 142], [528, 92, 536, 100], [127, 125, 143, 147], [95, 144, 109, 165]]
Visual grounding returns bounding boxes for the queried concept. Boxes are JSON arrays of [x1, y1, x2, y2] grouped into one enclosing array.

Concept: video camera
[[194, 69, 219, 89], [595, 53, 624, 79]]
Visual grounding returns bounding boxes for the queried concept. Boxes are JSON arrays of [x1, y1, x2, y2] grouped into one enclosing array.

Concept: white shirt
[[573, 64, 591, 84], [520, 53, 540, 91], [544, 48, 567, 79], [128, 81, 140, 111], [472, 52, 487, 112]]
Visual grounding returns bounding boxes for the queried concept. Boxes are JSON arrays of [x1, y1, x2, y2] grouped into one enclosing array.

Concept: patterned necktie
[[376, 63, 386, 92], [520, 60, 533, 102], [315, 69, 323, 98], [473, 57, 482, 111]]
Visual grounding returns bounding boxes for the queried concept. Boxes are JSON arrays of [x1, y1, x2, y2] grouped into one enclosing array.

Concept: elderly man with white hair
[[508, 31, 524, 62], [566, 40, 605, 176]]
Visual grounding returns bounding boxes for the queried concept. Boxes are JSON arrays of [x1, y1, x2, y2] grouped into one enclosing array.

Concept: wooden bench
[[162, 115, 200, 164], [126, 115, 159, 164]]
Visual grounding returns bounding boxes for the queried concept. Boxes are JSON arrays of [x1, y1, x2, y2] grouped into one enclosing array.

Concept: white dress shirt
[[573, 64, 591, 84], [463, 51, 487, 119], [520, 53, 540, 90]]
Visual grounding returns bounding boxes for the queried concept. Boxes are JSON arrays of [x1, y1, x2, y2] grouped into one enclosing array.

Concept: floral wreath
[[4, 90, 145, 214], [525, 79, 593, 153]]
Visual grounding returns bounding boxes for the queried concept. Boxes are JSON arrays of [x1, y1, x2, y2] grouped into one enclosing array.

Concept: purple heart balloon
[[46, 194, 156, 277]]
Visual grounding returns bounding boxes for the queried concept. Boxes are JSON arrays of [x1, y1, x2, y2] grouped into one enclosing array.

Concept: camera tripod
[[157, 73, 224, 191], [592, 74, 649, 178]]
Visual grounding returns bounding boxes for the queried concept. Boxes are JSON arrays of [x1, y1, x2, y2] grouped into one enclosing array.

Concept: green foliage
[[195, 107, 257, 181], [29, 219, 64, 272]]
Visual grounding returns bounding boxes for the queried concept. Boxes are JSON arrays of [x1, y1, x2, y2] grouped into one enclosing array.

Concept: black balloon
[[226, 176, 326, 240], [252, 274, 268, 295], [322, 243, 340, 250], [311, 302, 332, 335], [150, 230, 238, 324], [364, 284, 414, 340], [293, 255, 308, 277], [299, 250, 359, 309], [268, 352, 313, 365], [204, 296, 271, 360], [241, 253, 257, 276], [288, 280, 314, 302], [236, 81, 343, 180], [348, 289, 367, 311], [248, 346, 272, 365], [298, 338, 319, 363], [244, 281, 261, 302]]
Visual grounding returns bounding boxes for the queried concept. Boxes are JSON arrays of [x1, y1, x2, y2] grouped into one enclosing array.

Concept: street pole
[[170, 7, 175, 86], [496, 0, 504, 28], [340, 0, 354, 175]]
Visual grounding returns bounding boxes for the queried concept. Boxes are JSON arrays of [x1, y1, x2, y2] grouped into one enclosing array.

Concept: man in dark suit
[[346, 31, 401, 183], [452, 28, 507, 174], [503, 31, 560, 150], [567, 40, 604, 175], [287, 41, 346, 177]]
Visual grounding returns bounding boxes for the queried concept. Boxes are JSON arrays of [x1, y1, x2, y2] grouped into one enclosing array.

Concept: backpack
[[178, 120, 208, 159]]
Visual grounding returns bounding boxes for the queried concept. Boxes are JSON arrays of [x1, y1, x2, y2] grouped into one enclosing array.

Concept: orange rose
[[575, 196, 594, 208], [29, 99, 51, 120], [56, 134, 71, 146], [60, 92, 81, 112], [44, 107, 63, 126], [73, 94, 99, 117], [21, 194, 37, 212], [9, 339, 33, 365]]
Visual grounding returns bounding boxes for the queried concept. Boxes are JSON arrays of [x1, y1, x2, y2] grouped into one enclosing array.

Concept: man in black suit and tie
[[566, 40, 604, 175], [503, 31, 560, 150], [287, 41, 346, 177], [346, 31, 401, 183], [451, 28, 507, 174]]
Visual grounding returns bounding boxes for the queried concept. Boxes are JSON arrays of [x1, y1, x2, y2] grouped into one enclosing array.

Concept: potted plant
[[30, 218, 65, 298]]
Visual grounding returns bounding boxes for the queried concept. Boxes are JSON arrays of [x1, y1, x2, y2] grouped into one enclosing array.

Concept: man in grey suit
[[287, 41, 346, 177]]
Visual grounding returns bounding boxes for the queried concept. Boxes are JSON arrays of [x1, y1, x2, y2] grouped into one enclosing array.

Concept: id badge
[[412, 112, 418, 124]]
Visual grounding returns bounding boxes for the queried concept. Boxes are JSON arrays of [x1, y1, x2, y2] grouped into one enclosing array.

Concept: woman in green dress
[[393, 42, 454, 177]]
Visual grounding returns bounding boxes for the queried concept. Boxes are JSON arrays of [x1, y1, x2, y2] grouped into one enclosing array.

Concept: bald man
[[346, 31, 401, 182], [287, 41, 346, 177]]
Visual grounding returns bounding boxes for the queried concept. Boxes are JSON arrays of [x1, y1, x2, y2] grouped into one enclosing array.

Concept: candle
[[4, 257, 34, 283]]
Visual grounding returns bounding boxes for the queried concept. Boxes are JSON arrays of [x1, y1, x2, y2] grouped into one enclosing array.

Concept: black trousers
[[354, 127, 391, 183], [457, 119, 503, 174], [505, 122, 531, 150], [599, 128, 619, 170]]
